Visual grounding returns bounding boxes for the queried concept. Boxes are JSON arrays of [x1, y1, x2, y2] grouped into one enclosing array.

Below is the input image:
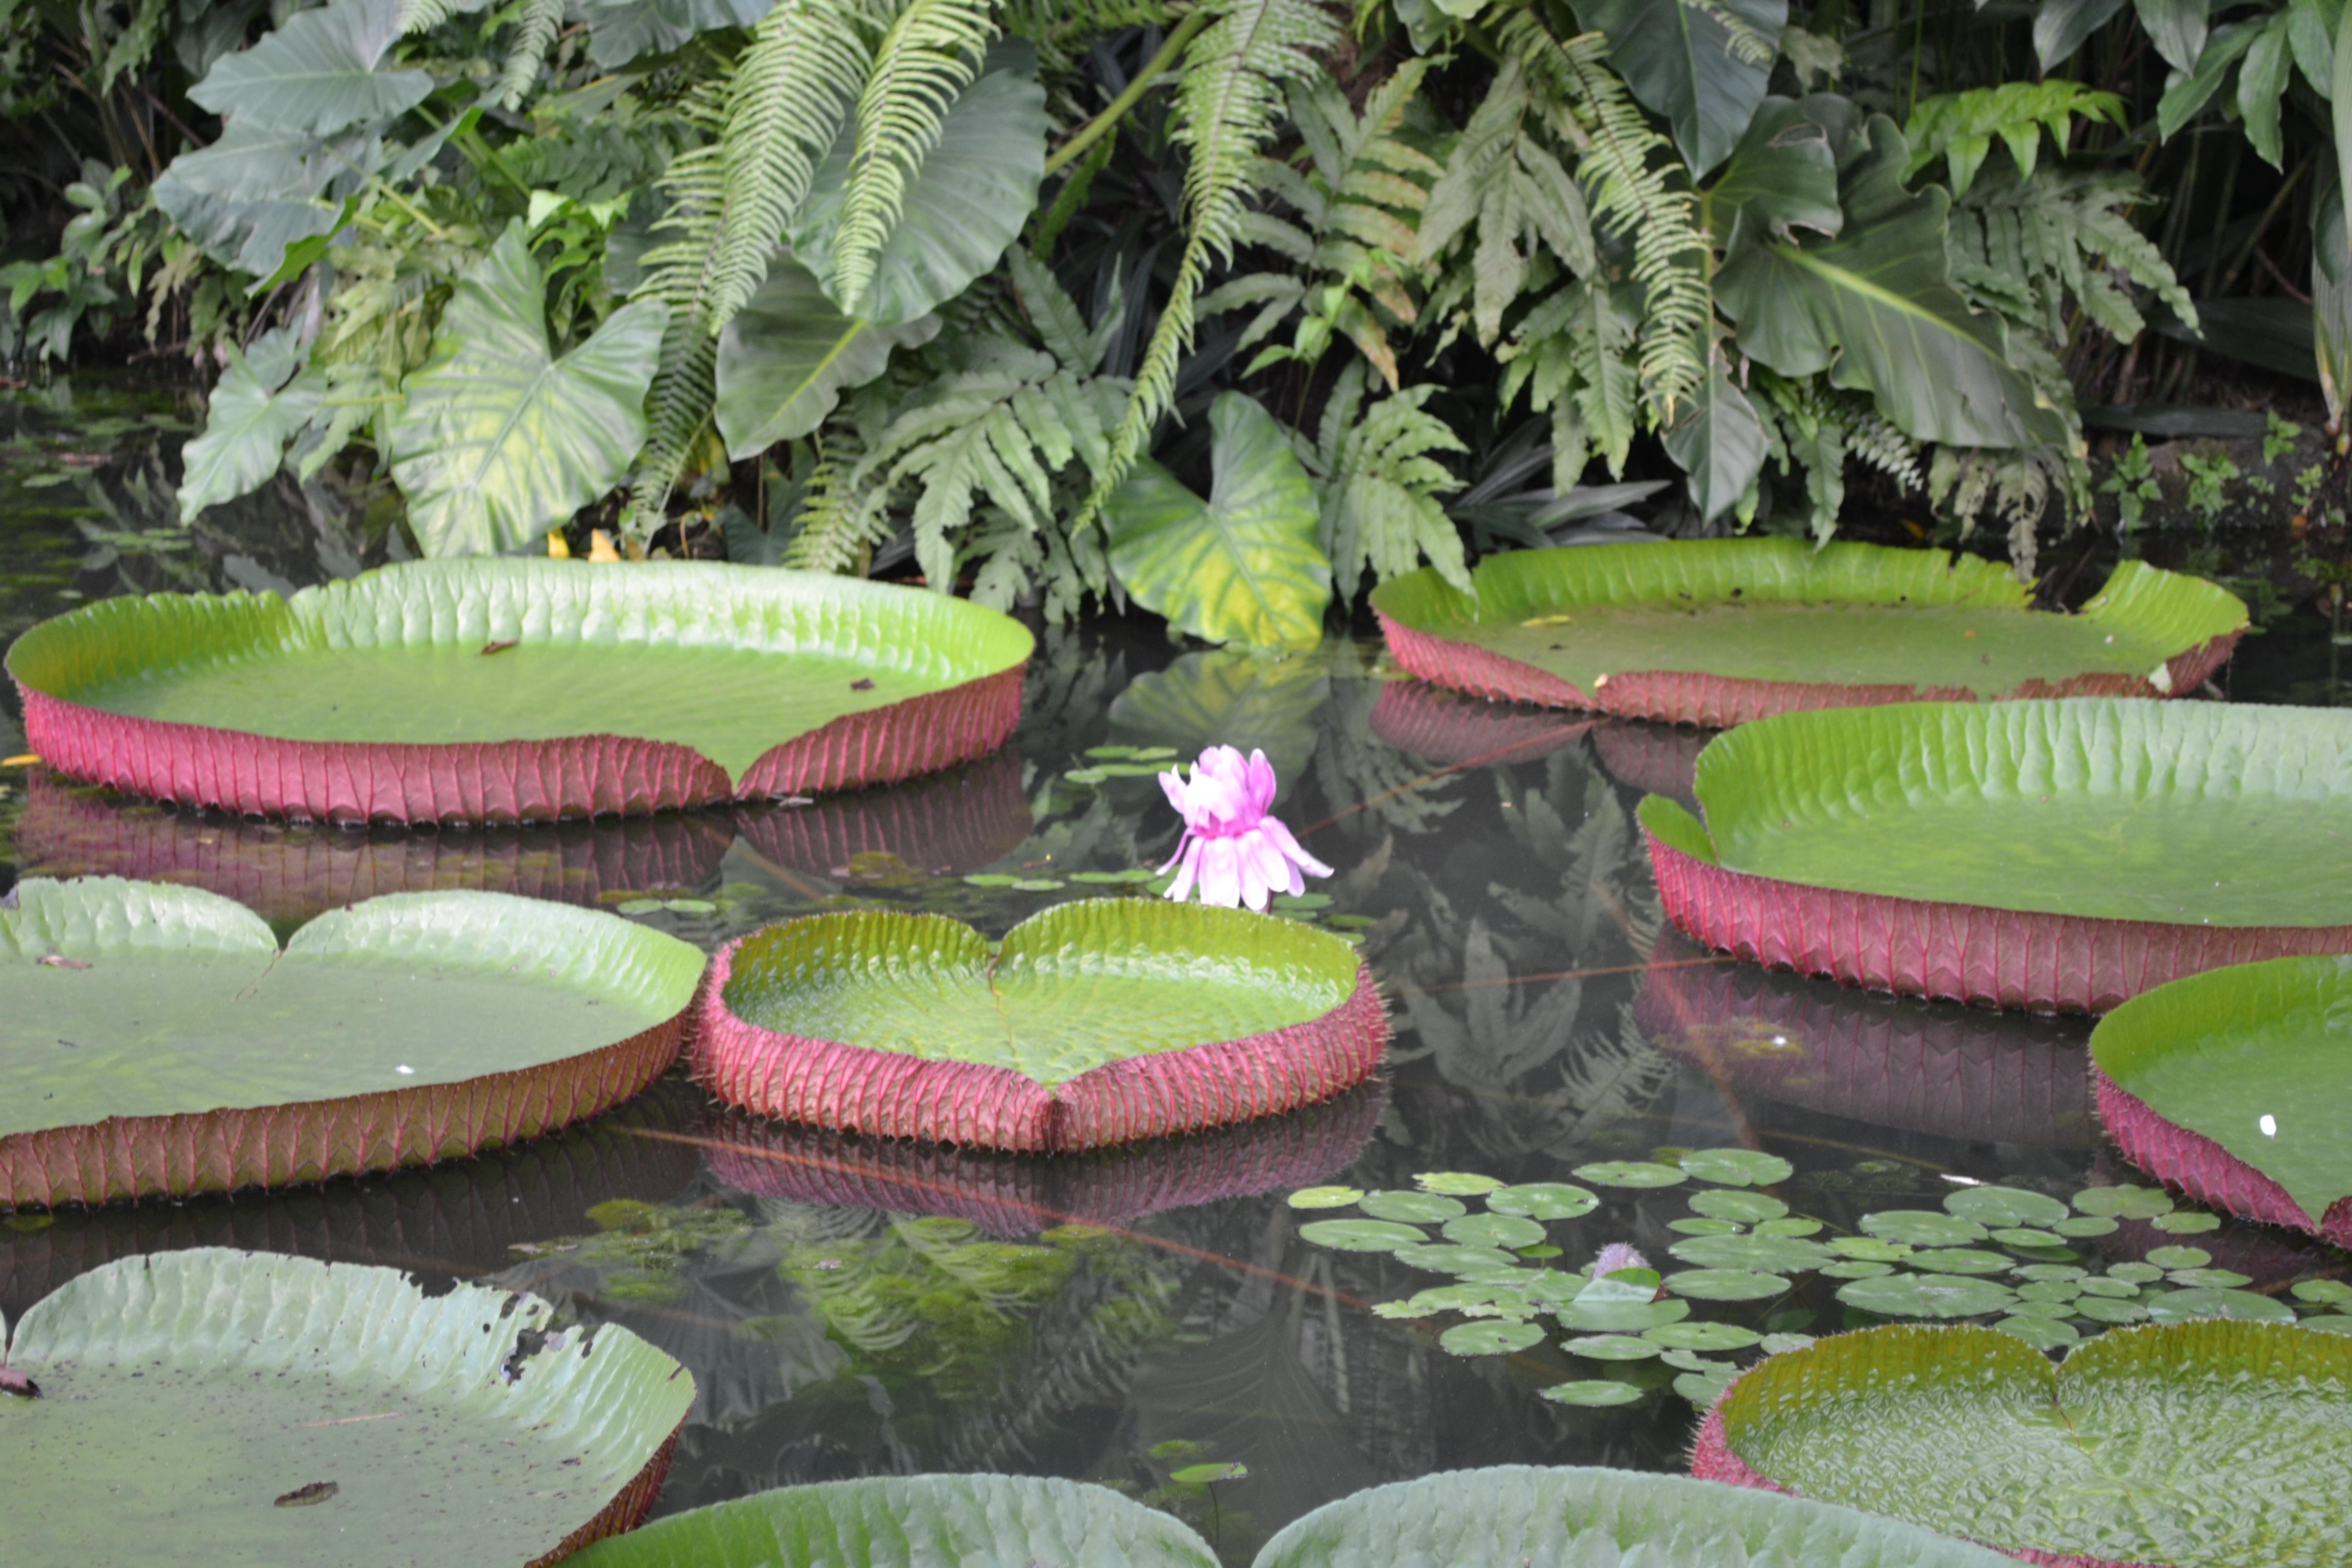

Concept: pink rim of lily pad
[[1643, 828, 2352, 1014], [698, 1080, 1386, 1237], [1379, 610, 2241, 728], [1588, 720, 1709, 810], [729, 745, 1034, 879], [2093, 1070, 2352, 1249], [688, 928, 1388, 1155], [0, 1015, 683, 1210], [1689, 1394, 2152, 1568], [536, 1431, 683, 1568], [1634, 935, 2099, 1146], [16, 666, 1024, 826]]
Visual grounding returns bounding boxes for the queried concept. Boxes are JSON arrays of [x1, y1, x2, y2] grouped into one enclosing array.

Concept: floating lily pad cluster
[[1298, 1156, 2350, 1419]]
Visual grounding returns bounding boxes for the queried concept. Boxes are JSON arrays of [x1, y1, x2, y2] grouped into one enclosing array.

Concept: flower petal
[[1246, 749, 1277, 815], [1199, 837, 1241, 908], [1260, 815, 1334, 879], [1164, 838, 1202, 903]]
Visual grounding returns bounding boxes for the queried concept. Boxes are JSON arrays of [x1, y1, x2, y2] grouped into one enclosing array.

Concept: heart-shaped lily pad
[[7, 559, 1034, 823], [2092, 954, 2352, 1248], [1641, 700, 2352, 1012], [1695, 1320, 2352, 1567], [1, 1248, 694, 1565], [2, 878, 704, 1207], [694, 899, 1384, 1153], [1371, 540, 2243, 725]]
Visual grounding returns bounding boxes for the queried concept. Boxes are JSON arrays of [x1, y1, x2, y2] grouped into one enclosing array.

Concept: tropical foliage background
[[1, 0, 2337, 647]]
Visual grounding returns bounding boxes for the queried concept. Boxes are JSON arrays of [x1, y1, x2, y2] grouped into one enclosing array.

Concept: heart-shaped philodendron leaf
[[0, 877, 705, 1206], [1, 1249, 694, 1566], [1714, 1320, 2352, 1566], [565, 1466, 2013, 1568], [2092, 954, 2352, 1244], [698, 899, 1384, 1152], [6, 558, 1035, 822], [1369, 538, 2244, 721]]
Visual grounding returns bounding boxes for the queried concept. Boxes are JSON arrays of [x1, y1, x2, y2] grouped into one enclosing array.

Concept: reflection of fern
[[1497, 13, 1708, 413], [1086, 0, 1341, 522], [835, 0, 998, 309]]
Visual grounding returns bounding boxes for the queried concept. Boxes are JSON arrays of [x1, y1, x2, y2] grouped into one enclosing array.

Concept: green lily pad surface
[[1372, 540, 2242, 718], [2, 1248, 694, 1565], [569, 1466, 2012, 1568], [1710, 1321, 2352, 1567], [2, 877, 704, 1205], [1647, 700, 2352, 928], [700, 899, 1381, 1151], [2092, 954, 2352, 1237], [8, 559, 1034, 819]]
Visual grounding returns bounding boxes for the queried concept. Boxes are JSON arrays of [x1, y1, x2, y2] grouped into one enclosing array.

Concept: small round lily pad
[[2146, 1245, 2213, 1270], [1541, 1380, 1643, 1406], [1942, 1184, 2071, 1229], [2144, 1287, 2297, 1325], [2152, 1210, 2222, 1234], [1668, 1234, 1835, 1273], [1486, 1182, 1599, 1219], [1665, 1269, 1791, 1301], [1835, 1273, 2020, 1319], [2292, 1279, 2352, 1306], [1416, 1171, 1506, 1195], [1670, 1217, 1745, 1236], [1679, 1148, 1795, 1187], [1438, 1320, 1544, 1356], [1994, 1314, 2080, 1349], [1903, 1248, 2013, 1276], [2073, 1184, 2174, 1219], [1397, 1243, 1521, 1276], [1300, 1219, 1428, 1252], [1287, 1186, 1366, 1210], [2053, 1215, 2120, 1237], [1565, 1334, 1661, 1361], [1443, 1213, 1549, 1250], [1360, 1190, 1467, 1223], [1647, 1320, 1765, 1351], [1573, 1161, 1686, 1188], [1858, 1211, 1988, 1247], [1689, 1190, 1790, 1224]]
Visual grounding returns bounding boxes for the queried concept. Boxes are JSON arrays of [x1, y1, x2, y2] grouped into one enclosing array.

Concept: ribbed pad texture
[[0, 1016, 683, 1207]]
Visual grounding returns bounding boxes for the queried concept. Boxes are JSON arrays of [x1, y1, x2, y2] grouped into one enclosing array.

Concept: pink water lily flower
[[1158, 745, 1333, 912]]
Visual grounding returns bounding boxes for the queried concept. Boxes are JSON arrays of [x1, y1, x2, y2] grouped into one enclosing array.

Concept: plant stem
[[1043, 12, 1209, 177]]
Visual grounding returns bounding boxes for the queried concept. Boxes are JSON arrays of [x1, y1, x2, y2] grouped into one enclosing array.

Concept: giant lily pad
[[1371, 541, 2244, 727], [566, 1466, 2012, 1568], [2092, 955, 2352, 1248], [1639, 699, 2352, 1012], [693, 899, 1386, 1153], [1635, 932, 2100, 1145], [1, 1248, 695, 1565], [1693, 1321, 2352, 1568], [0, 877, 703, 1207], [6, 559, 1033, 823], [700, 1080, 1385, 1238]]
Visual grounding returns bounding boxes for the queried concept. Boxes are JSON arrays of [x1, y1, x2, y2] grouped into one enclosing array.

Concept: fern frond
[[1498, 13, 1709, 415], [832, 0, 999, 311], [710, 0, 879, 332], [781, 440, 881, 573], [626, 84, 732, 535], [495, 0, 565, 110], [1084, 0, 1341, 524], [396, 0, 463, 34], [1309, 361, 1469, 601]]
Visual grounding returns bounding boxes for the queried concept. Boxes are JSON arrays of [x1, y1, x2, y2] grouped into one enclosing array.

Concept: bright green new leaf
[[1721, 1321, 2352, 1566], [789, 55, 1049, 328], [1902, 81, 2126, 196], [1716, 116, 2066, 448], [3, 1250, 694, 1565], [1581, 0, 1788, 178], [386, 222, 667, 556], [1105, 391, 1332, 650], [176, 326, 321, 522], [713, 253, 940, 458], [188, 0, 430, 136]]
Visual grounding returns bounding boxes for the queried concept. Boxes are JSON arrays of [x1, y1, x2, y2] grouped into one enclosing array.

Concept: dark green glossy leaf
[[713, 254, 941, 458], [188, 0, 429, 136], [1583, 0, 1786, 176]]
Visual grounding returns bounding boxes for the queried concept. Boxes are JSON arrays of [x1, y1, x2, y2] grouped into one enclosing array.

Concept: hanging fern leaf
[[829, 0, 1000, 314], [495, 0, 565, 108], [1084, 0, 1342, 525]]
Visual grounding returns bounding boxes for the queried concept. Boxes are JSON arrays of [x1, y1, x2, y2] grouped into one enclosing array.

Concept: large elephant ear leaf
[[1255, 1466, 2015, 1566], [1715, 115, 2067, 448], [1662, 359, 1768, 524], [1706, 97, 1843, 249], [787, 50, 1049, 328], [188, 0, 430, 136], [1106, 391, 1332, 651], [386, 222, 668, 556], [1581, 0, 1787, 178], [713, 253, 941, 458], [562, 1474, 1220, 1567], [176, 326, 323, 522]]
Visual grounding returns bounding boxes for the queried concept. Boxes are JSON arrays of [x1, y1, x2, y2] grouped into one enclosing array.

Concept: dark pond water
[[3, 377, 2347, 1563]]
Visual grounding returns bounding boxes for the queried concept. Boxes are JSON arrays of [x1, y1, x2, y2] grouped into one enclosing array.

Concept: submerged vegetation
[[8, 0, 2346, 642]]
